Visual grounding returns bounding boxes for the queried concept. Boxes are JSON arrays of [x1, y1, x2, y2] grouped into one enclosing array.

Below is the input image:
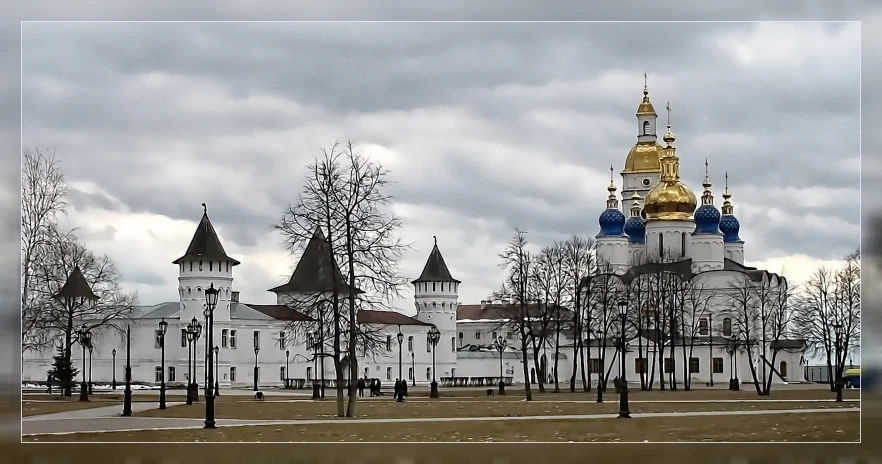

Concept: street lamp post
[[112, 348, 117, 390], [122, 325, 132, 416], [833, 323, 843, 402], [253, 337, 260, 392], [427, 326, 440, 398], [213, 346, 220, 396], [285, 349, 291, 389], [204, 283, 219, 429], [726, 336, 739, 391], [75, 327, 92, 402], [186, 322, 195, 405], [494, 336, 507, 395], [158, 319, 168, 409], [307, 330, 321, 400], [617, 300, 631, 418], [192, 317, 202, 402], [397, 329, 404, 402], [87, 342, 93, 394], [595, 330, 604, 403], [708, 313, 714, 387], [411, 352, 415, 387]]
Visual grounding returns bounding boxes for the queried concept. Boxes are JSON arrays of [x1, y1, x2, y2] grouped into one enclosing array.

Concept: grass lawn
[[134, 396, 858, 420], [21, 398, 121, 417], [23, 410, 860, 442]]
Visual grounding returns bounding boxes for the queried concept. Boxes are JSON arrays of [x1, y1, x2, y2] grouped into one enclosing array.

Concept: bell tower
[[413, 237, 459, 379], [173, 204, 240, 323]]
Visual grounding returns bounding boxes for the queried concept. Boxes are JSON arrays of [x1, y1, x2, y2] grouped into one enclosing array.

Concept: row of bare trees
[[21, 148, 137, 395], [273, 141, 408, 417], [492, 228, 854, 399]]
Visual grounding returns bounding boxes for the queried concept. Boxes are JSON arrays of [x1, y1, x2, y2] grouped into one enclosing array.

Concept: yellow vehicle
[[843, 368, 860, 388]]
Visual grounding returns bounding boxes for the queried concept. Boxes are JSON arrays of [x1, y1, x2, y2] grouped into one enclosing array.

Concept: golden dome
[[643, 182, 697, 220], [636, 95, 657, 116], [644, 130, 697, 221], [623, 142, 663, 173]]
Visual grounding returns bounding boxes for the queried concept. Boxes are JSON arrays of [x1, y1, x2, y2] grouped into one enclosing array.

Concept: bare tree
[[274, 141, 407, 417], [535, 242, 568, 392], [680, 279, 714, 390], [21, 148, 69, 353], [588, 262, 624, 391], [794, 250, 860, 392], [33, 229, 137, 396], [495, 229, 537, 401], [562, 235, 595, 392]]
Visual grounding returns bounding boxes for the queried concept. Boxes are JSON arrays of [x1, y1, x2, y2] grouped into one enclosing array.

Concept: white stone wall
[[689, 233, 725, 273], [724, 241, 745, 265], [645, 220, 695, 261], [596, 236, 630, 274], [414, 280, 459, 379], [177, 258, 235, 323]]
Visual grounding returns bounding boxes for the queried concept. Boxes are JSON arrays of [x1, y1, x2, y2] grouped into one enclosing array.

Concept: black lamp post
[[309, 331, 320, 399], [708, 313, 714, 387], [121, 325, 132, 416], [427, 326, 440, 398], [75, 326, 92, 402], [411, 352, 416, 387], [833, 323, 843, 402], [214, 345, 220, 396], [595, 329, 604, 403], [87, 341, 93, 394], [204, 283, 219, 429], [396, 329, 404, 402], [726, 335, 739, 391], [494, 336, 507, 395], [185, 322, 195, 405], [617, 300, 631, 418], [112, 348, 117, 390], [253, 337, 260, 392], [158, 319, 168, 409], [285, 349, 291, 389], [192, 317, 202, 402]]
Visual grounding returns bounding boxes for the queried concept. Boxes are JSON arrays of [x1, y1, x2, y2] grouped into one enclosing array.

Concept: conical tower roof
[[412, 237, 459, 284], [53, 266, 99, 302], [172, 204, 240, 265], [268, 227, 363, 295]]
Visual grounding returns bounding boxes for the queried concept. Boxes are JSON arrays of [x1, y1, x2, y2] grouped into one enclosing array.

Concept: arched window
[[779, 361, 788, 378], [433, 282, 436, 292], [190, 262, 193, 272], [432, 302, 436, 311], [643, 120, 650, 135], [722, 318, 732, 336], [441, 302, 446, 309], [199, 261, 203, 271], [197, 287, 202, 295], [209, 261, 213, 272], [659, 234, 665, 258], [699, 318, 709, 335], [441, 282, 445, 292], [681, 233, 687, 257], [187, 287, 192, 295]]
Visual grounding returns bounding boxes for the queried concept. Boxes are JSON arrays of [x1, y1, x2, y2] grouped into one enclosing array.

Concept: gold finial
[[662, 102, 676, 146], [609, 164, 614, 185], [721, 171, 733, 214], [703, 159, 712, 189], [202, 203, 207, 215], [630, 192, 642, 217], [606, 166, 619, 209], [701, 160, 713, 206]]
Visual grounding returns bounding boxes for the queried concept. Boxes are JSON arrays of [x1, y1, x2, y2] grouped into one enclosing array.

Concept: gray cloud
[[18, 20, 862, 306]]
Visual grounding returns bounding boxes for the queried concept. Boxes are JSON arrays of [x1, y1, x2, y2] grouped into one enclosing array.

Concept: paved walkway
[[23, 402, 186, 422], [22, 407, 859, 437]]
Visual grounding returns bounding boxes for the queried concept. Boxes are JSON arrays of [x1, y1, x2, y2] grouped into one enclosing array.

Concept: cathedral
[[22, 81, 808, 391]]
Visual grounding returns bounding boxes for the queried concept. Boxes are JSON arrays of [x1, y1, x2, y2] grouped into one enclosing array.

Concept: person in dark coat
[[401, 379, 408, 398], [357, 377, 366, 397], [393, 378, 400, 400]]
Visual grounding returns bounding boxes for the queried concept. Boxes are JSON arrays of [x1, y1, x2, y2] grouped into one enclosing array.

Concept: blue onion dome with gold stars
[[693, 160, 721, 234], [598, 166, 626, 237], [719, 172, 741, 242], [624, 192, 646, 244]]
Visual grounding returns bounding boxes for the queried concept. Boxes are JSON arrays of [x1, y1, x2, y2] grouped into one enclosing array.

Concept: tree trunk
[[569, 290, 579, 393], [520, 326, 532, 401], [581, 311, 590, 392]]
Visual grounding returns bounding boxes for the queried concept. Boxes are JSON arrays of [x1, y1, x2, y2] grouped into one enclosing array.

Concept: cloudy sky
[[20, 21, 860, 316]]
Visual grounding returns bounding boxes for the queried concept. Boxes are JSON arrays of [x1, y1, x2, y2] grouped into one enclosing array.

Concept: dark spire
[[268, 227, 363, 295], [53, 266, 99, 302], [412, 239, 459, 284], [172, 205, 240, 265]]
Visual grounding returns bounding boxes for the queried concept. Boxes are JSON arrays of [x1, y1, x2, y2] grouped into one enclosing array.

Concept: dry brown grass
[[133, 396, 858, 420], [23, 410, 860, 442]]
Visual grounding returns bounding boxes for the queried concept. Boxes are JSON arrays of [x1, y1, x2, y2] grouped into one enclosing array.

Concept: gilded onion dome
[[643, 103, 697, 221], [624, 79, 663, 173]]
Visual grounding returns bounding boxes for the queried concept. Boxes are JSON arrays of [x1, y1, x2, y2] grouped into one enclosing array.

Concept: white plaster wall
[[689, 234, 725, 273], [724, 242, 745, 264], [645, 220, 695, 261]]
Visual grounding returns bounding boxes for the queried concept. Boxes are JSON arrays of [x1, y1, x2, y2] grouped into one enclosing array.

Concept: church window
[[780, 361, 788, 378], [187, 287, 192, 295], [230, 330, 237, 348], [659, 234, 664, 258], [642, 178, 651, 187], [681, 233, 687, 257], [492, 331, 498, 340], [386, 367, 392, 380], [441, 302, 446, 309], [476, 332, 481, 340], [190, 262, 193, 272], [451, 337, 455, 352], [199, 261, 203, 271], [386, 335, 392, 351], [230, 367, 236, 382], [689, 357, 700, 373], [722, 318, 732, 336], [209, 261, 213, 272], [699, 318, 709, 335], [222, 329, 228, 348], [643, 120, 650, 135], [408, 367, 413, 380], [441, 282, 444, 292], [181, 329, 187, 347], [433, 282, 436, 292], [226, 261, 229, 272], [408, 336, 413, 352]]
